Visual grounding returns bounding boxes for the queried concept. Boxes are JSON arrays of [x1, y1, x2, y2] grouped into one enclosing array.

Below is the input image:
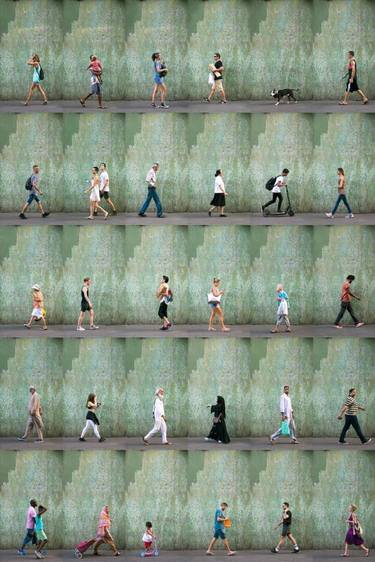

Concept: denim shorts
[[27, 192, 40, 204], [214, 529, 226, 540]]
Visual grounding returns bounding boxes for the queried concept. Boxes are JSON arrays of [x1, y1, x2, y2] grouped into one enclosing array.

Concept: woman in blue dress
[[24, 54, 48, 106], [151, 52, 169, 109]]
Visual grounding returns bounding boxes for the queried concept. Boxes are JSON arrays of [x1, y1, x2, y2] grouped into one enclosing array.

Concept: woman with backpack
[[24, 54, 48, 106], [151, 52, 169, 109], [342, 504, 369, 557]]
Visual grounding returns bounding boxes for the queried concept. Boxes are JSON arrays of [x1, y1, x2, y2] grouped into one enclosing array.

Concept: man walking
[[270, 385, 299, 445], [77, 277, 99, 331], [335, 275, 364, 329], [206, 502, 236, 556], [19, 165, 50, 219], [262, 169, 289, 214], [339, 51, 368, 105], [204, 53, 227, 104], [338, 388, 371, 445], [271, 502, 300, 554], [138, 163, 164, 218], [143, 388, 171, 445], [17, 386, 44, 443], [99, 163, 117, 215], [18, 499, 38, 556]]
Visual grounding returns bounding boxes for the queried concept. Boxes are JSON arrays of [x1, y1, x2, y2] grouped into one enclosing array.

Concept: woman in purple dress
[[342, 504, 369, 557]]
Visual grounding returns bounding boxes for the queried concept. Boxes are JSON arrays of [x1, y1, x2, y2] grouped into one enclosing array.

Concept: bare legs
[[208, 305, 230, 332], [24, 314, 47, 330], [77, 309, 97, 330], [340, 89, 368, 105], [24, 83, 48, 105], [88, 201, 108, 219], [151, 84, 168, 106], [342, 541, 369, 557], [206, 537, 235, 556]]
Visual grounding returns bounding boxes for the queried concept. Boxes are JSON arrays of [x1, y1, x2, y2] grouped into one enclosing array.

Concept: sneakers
[[79, 437, 86, 442], [76, 326, 85, 331], [35, 550, 43, 559], [42, 212, 50, 218], [159, 103, 169, 109], [293, 546, 300, 553], [271, 547, 279, 553], [17, 437, 26, 441], [19, 213, 27, 219], [325, 212, 333, 218], [89, 325, 99, 330], [98, 437, 106, 442], [17, 549, 26, 556], [363, 438, 372, 445], [345, 213, 354, 218], [355, 322, 365, 328]]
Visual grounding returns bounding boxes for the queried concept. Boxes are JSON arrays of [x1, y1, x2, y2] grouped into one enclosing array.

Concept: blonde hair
[[276, 284, 283, 291], [350, 504, 358, 512]]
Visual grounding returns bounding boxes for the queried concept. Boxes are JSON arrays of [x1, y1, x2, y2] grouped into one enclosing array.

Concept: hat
[[32, 284, 40, 291]]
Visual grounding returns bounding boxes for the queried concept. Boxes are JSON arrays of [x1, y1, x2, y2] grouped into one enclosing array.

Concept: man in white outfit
[[143, 388, 171, 445], [270, 385, 299, 444]]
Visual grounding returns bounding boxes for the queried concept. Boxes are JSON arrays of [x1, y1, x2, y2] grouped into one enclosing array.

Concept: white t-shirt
[[153, 397, 165, 421], [146, 168, 157, 186], [279, 393, 293, 419], [143, 532, 153, 543], [272, 175, 287, 194], [214, 176, 225, 193], [100, 171, 109, 192]]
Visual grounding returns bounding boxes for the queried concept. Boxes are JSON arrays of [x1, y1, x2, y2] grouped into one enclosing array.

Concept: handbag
[[213, 413, 222, 424], [281, 419, 290, 436], [208, 73, 214, 86]]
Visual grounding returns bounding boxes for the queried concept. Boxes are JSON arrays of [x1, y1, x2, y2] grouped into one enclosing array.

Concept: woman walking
[[325, 168, 354, 219], [205, 396, 231, 444], [24, 284, 48, 330], [208, 278, 230, 332], [342, 504, 369, 557], [85, 167, 108, 220], [208, 170, 228, 217], [93, 506, 120, 556], [339, 51, 368, 106], [79, 393, 105, 443], [151, 52, 169, 109], [271, 284, 291, 333], [24, 54, 48, 106]]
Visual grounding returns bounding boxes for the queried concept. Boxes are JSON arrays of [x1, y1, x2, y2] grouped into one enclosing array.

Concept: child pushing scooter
[[141, 521, 159, 557]]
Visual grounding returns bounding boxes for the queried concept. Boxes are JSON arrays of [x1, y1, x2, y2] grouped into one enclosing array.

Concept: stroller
[[140, 537, 159, 557], [74, 538, 96, 558]]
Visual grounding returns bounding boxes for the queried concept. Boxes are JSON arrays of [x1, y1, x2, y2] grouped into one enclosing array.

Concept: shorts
[[32, 307, 44, 319], [281, 524, 291, 537], [154, 75, 164, 85], [214, 529, 226, 540], [100, 191, 110, 200], [209, 302, 220, 309], [91, 82, 101, 95], [144, 541, 153, 549], [36, 530, 47, 542], [212, 79, 224, 92], [81, 302, 91, 312], [27, 192, 40, 205]]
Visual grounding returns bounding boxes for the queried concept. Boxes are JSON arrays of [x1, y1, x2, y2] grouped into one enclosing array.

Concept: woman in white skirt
[[208, 169, 228, 217], [79, 393, 105, 442], [271, 284, 291, 333], [85, 166, 108, 220]]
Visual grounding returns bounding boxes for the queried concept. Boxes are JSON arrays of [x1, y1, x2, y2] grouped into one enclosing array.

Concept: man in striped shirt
[[337, 388, 371, 445]]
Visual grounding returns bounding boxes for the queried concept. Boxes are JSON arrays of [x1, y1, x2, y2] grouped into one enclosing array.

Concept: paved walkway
[[1, 213, 374, 226], [1, 437, 372, 451], [1, 550, 372, 561], [0, 100, 372, 113], [1, 324, 374, 338]]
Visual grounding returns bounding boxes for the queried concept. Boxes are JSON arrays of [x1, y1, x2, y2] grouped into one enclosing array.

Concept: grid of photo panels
[[0, 1, 374, 561]]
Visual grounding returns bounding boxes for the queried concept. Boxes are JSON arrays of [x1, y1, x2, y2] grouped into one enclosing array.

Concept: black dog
[[271, 88, 299, 106]]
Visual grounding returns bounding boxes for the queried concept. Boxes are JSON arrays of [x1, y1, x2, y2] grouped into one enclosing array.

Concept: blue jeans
[[139, 186, 163, 217], [332, 194, 352, 215], [22, 529, 36, 547]]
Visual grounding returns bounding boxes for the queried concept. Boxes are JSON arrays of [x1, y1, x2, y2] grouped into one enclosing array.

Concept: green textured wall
[[1, 113, 374, 213], [1, 0, 374, 100], [0, 338, 373, 438], [0, 450, 374, 549], [0, 225, 374, 324]]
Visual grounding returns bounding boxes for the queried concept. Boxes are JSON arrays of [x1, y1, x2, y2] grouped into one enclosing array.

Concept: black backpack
[[37, 66, 44, 80], [265, 177, 276, 191], [25, 177, 33, 191]]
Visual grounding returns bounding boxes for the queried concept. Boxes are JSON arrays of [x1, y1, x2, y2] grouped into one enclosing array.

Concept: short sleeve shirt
[[272, 175, 286, 194], [214, 61, 223, 80], [283, 509, 292, 525], [30, 174, 39, 195], [100, 171, 109, 192], [341, 281, 351, 302], [26, 506, 36, 529], [214, 508, 225, 531], [35, 514, 44, 531]]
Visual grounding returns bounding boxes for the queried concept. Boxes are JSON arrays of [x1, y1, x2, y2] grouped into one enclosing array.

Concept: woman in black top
[[205, 396, 230, 444], [79, 393, 105, 442]]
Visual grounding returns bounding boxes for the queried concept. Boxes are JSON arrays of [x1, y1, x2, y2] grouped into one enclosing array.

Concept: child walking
[[271, 284, 291, 333], [34, 505, 48, 559], [142, 521, 158, 557]]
